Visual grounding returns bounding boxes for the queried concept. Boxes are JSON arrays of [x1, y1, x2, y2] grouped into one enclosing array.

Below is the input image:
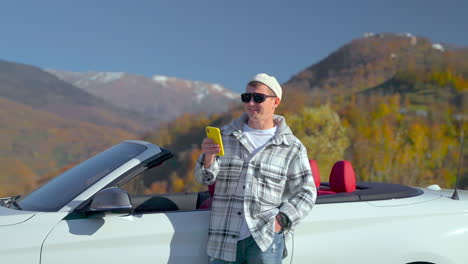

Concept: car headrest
[[309, 160, 321, 188], [199, 198, 212, 209], [208, 183, 216, 196], [135, 196, 178, 212], [329, 160, 356, 192]]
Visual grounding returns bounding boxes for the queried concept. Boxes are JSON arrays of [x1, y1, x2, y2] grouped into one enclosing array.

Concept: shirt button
[[242, 185, 245, 189], [237, 211, 242, 216], [232, 235, 237, 239]]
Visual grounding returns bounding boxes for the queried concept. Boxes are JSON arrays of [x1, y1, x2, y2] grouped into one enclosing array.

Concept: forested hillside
[[0, 59, 146, 196], [0, 97, 136, 196]]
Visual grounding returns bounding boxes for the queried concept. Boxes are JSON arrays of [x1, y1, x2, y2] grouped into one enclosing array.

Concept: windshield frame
[[17, 141, 156, 212]]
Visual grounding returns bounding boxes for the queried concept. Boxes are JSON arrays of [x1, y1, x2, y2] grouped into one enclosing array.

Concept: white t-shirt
[[238, 123, 277, 240]]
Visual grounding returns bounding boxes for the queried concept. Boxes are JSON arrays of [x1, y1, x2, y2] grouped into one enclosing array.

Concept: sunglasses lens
[[241, 93, 252, 103], [253, 93, 266, 103]]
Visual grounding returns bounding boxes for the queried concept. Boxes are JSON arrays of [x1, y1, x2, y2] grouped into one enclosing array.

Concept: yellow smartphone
[[206, 126, 224, 156]]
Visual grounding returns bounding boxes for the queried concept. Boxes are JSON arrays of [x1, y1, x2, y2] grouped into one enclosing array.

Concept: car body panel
[[291, 191, 468, 264], [41, 210, 210, 264], [0, 212, 68, 263], [367, 187, 442, 206], [0, 206, 35, 226]]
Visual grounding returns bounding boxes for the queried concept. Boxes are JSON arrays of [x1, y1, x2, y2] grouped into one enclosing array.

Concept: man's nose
[[247, 98, 256, 105]]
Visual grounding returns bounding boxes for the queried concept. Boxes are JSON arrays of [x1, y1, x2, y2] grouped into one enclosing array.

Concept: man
[[195, 73, 316, 264]]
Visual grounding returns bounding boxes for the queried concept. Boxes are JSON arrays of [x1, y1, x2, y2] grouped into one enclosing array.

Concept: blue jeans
[[210, 232, 284, 264]]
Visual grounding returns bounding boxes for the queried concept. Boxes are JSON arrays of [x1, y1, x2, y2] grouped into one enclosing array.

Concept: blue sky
[[1, 0, 467, 93]]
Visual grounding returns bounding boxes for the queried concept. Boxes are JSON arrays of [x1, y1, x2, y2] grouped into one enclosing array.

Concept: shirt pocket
[[256, 163, 286, 205], [217, 157, 244, 194]]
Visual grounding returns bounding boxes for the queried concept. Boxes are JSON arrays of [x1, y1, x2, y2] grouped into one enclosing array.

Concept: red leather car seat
[[208, 183, 216, 196], [309, 160, 321, 189], [199, 183, 216, 209], [310, 159, 338, 196], [329, 160, 356, 192]]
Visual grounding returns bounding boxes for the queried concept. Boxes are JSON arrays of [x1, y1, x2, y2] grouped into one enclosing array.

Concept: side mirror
[[87, 187, 132, 216]]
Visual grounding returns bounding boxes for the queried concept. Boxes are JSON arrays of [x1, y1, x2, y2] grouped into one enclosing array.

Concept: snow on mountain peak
[[224, 92, 238, 100], [395, 32, 418, 45], [152, 75, 170, 86], [211, 84, 238, 99], [432, 43, 445, 52], [189, 81, 238, 102], [68, 72, 125, 88], [47, 68, 239, 104], [193, 82, 209, 102], [212, 84, 223, 92], [89, 72, 125, 83], [404, 32, 414, 38], [152, 75, 168, 82]]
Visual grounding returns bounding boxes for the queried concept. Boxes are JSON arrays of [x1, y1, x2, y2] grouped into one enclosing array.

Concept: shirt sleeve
[[195, 153, 220, 185], [279, 144, 317, 227]]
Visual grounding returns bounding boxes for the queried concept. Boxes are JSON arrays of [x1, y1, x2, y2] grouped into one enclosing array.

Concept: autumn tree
[[286, 105, 350, 181]]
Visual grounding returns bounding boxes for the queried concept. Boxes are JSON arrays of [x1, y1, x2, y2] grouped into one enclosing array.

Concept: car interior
[[128, 160, 423, 214]]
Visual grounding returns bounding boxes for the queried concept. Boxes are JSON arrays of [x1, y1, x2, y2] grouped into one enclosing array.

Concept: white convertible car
[[1, 140, 467, 264]]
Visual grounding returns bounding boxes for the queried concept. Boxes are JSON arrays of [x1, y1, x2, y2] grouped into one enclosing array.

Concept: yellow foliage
[[170, 172, 185, 193], [341, 93, 461, 187], [430, 69, 468, 91], [453, 76, 468, 91], [286, 105, 350, 181], [146, 181, 169, 194], [0, 157, 37, 196]]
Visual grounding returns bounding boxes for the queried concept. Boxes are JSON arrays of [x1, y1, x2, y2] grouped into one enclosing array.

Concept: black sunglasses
[[241, 93, 276, 103]]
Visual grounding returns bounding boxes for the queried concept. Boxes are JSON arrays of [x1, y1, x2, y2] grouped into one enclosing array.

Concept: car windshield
[[17, 142, 147, 212]]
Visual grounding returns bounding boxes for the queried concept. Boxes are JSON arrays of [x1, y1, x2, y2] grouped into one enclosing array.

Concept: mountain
[[285, 33, 468, 98], [0, 96, 136, 196], [0, 59, 238, 196], [45, 70, 239, 122], [0, 59, 148, 196], [0, 59, 147, 133]]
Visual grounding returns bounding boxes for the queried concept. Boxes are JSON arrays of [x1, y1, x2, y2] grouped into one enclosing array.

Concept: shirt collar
[[225, 113, 291, 146]]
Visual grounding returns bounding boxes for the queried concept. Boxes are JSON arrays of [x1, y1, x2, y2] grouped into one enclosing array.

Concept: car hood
[[0, 206, 36, 226]]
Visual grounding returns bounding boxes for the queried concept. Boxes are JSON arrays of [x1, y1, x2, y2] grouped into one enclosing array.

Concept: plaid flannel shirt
[[195, 113, 317, 262]]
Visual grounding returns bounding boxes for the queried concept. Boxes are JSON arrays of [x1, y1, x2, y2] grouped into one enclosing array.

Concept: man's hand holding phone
[[202, 127, 224, 168]]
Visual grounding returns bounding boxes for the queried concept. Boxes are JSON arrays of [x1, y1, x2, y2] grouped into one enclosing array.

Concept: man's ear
[[273, 97, 281, 108]]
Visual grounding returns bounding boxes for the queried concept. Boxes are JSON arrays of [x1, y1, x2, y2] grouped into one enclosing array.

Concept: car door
[[41, 209, 210, 264]]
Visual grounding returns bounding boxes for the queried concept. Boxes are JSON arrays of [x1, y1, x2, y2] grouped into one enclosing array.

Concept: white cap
[[249, 73, 282, 99]]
